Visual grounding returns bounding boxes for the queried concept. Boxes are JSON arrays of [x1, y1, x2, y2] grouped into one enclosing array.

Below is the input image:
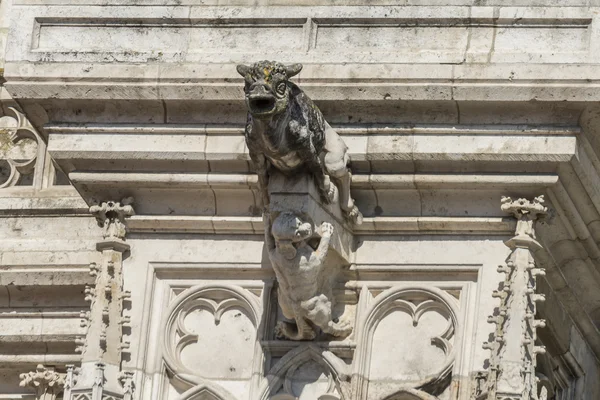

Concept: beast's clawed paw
[[326, 320, 353, 338], [345, 205, 363, 225], [274, 321, 289, 340], [320, 222, 334, 237], [275, 321, 316, 341]]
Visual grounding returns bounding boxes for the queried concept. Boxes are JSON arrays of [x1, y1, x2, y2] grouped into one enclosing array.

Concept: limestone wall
[[1, 0, 600, 399]]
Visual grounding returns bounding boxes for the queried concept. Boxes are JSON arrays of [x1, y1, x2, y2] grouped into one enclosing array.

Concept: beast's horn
[[236, 64, 252, 78], [285, 63, 303, 78]]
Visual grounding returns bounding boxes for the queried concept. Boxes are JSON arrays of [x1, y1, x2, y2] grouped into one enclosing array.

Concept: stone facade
[[2, 1, 600, 399]]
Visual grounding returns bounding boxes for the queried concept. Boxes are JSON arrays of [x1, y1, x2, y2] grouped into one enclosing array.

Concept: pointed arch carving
[[382, 388, 439, 400], [352, 285, 459, 399], [162, 284, 262, 390], [176, 383, 238, 400], [258, 344, 351, 400]]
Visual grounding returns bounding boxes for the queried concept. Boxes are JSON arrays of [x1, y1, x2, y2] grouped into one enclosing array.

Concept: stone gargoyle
[[237, 60, 362, 225], [264, 211, 352, 340]]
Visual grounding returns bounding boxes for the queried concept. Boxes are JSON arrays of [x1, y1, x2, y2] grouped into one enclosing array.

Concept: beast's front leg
[[250, 153, 270, 207], [300, 148, 331, 204]]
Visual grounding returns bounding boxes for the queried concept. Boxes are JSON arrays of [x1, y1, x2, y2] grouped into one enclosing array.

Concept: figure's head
[[236, 61, 302, 119], [271, 212, 313, 260]]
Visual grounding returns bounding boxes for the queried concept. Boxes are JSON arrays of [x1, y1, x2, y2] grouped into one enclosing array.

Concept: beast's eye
[[276, 82, 286, 95]]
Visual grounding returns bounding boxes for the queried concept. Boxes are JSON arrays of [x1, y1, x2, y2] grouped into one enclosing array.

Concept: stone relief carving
[[162, 284, 262, 391], [352, 285, 458, 400], [0, 107, 47, 189], [19, 364, 66, 400], [483, 196, 548, 400], [264, 212, 352, 340], [237, 60, 362, 225]]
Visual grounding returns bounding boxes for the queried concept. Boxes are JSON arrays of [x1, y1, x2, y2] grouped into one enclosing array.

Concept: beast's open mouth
[[248, 95, 276, 115]]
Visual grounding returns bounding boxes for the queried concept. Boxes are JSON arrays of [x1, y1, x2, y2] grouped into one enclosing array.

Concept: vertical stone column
[[62, 365, 77, 400], [19, 365, 65, 400], [484, 196, 548, 400], [69, 198, 135, 400]]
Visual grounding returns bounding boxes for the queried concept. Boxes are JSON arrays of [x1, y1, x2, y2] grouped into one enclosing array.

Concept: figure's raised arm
[[314, 222, 333, 263]]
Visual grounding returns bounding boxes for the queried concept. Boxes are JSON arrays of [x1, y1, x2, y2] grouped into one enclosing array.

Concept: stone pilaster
[[484, 196, 548, 400], [69, 198, 135, 400], [19, 365, 65, 400]]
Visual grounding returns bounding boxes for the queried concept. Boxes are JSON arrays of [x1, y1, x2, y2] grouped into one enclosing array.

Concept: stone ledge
[[127, 215, 516, 235], [67, 172, 559, 190]]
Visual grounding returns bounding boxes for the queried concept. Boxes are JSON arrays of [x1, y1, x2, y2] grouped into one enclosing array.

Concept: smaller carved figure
[[264, 212, 352, 340], [237, 60, 362, 225]]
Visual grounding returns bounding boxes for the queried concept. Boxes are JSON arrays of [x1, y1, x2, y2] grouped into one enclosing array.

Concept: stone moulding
[[161, 284, 262, 391], [352, 285, 460, 400], [382, 388, 440, 400], [125, 215, 518, 236]]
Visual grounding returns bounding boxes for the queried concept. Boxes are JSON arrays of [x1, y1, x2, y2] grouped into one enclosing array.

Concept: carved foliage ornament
[[500, 196, 547, 241], [20, 364, 66, 400], [89, 197, 135, 240]]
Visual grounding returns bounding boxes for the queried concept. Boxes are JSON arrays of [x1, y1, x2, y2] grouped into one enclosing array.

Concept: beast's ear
[[285, 63, 303, 78], [236, 64, 252, 78]]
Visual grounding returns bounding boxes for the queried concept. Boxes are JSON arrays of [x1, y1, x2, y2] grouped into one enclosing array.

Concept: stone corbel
[[19, 365, 65, 400]]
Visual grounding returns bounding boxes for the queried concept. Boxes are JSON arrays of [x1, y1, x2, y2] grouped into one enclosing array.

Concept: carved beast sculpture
[[237, 60, 362, 224]]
